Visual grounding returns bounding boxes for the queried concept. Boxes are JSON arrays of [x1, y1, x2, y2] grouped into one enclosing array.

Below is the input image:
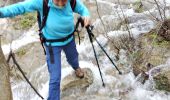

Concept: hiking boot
[[75, 67, 84, 78]]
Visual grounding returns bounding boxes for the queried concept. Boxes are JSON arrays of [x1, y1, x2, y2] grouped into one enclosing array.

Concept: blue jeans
[[45, 39, 79, 100]]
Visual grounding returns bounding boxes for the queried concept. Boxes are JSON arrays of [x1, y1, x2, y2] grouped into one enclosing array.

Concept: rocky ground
[[129, 19, 170, 92]]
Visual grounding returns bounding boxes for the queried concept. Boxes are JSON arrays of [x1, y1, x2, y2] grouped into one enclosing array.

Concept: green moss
[[16, 48, 27, 57], [148, 33, 157, 39], [148, 32, 170, 47], [154, 74, 170, 92], [133, 0, 144, 13], [132, 51, 143, 59], [151, 39, 169, 47], [13, 12, 37, 30], [157, 40, 169, 46]]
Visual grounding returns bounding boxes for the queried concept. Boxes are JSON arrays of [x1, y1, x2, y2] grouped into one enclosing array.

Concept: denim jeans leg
[[63, 39, 79, 70], [45, 45, 62, 100]]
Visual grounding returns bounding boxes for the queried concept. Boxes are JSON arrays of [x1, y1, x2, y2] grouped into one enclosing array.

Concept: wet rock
[[61, 68, 93, 97]]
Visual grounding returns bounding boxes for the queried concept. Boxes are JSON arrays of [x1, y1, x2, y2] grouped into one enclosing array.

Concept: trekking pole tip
[[119, 71, 122, 75], [102, 83, 105, 87]]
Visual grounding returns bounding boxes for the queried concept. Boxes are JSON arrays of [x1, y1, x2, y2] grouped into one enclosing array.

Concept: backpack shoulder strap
[[38, 0, 75, 31], [70, 0, 76, 11], [38, 0, 50, 31]]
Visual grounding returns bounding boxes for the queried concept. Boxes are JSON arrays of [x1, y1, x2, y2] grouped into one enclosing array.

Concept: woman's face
[[53, 0, 68, 7]]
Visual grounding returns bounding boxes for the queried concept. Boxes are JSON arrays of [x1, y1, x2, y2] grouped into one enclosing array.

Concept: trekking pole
[[86, 25, 122, 75], [77, 17, 122, 75], [86, 25, 105, 87], [74, 17, 83, 44], [89, 26, 122, 75], [76, 17, 105, 87], [95, 38, 122, 74]]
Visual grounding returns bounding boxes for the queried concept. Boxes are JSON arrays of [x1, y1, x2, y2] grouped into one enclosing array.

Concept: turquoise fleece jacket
[[0, 0, 90, 46]]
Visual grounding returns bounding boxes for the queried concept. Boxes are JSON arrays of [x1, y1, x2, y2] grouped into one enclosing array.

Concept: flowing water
[[1, 0, 170, 100]]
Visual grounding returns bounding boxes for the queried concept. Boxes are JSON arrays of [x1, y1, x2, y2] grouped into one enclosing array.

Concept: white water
[[1, 0, 170, 100]]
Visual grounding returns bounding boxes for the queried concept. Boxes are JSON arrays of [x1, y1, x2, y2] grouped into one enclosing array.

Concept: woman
[[0, 0, 90, 99]]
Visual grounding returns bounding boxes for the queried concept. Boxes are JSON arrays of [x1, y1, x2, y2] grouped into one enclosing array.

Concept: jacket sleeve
[[74, 0, 90, 17], [0, 0, 42, 18]]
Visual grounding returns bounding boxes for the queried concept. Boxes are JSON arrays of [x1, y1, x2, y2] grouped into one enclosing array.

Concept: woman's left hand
[[83, 16, 90, 27]]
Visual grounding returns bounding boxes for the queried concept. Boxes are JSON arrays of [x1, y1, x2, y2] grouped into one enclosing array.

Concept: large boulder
[[61, 68, 93, 97]]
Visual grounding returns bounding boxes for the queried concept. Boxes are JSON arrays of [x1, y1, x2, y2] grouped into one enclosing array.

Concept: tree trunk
[[0, 36, 13, 100]]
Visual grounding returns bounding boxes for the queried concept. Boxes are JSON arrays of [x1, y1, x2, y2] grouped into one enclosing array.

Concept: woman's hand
[[83, 16, 90, 27]]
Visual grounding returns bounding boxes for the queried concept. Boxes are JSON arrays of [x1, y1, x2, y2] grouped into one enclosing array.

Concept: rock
[[153, 69, 170, 92], [7, 42, 46, 83], [61, 68, 93, 97], [14, 42, 46, 75]]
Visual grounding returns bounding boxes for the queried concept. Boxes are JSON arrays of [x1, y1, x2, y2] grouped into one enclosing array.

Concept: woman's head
[[53, 0, 67, 7]]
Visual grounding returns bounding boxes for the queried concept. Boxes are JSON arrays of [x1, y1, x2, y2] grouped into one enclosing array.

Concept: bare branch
[[117, 0, 133, 39], [153, 0, 164, 21], [94, 0, 121, 51]]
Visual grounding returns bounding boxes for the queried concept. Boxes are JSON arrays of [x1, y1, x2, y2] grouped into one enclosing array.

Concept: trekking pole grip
[[77, 17, 84, 27]]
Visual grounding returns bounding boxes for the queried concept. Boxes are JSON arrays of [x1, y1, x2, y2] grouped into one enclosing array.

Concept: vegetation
[[154, 74, 170, 92], [148, 33, 170, 47], [13, 12, 37, 30], [133, 0, 144, 13], [16, 48, 27, 57]]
